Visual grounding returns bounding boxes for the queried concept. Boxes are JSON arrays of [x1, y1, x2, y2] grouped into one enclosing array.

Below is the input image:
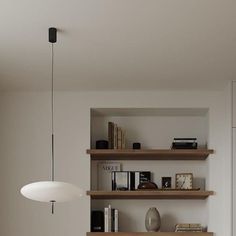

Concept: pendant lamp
[[21, 28, 83, 214]]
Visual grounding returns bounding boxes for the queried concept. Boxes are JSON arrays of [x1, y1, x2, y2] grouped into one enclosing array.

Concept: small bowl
[[137, 181, 158, 190]]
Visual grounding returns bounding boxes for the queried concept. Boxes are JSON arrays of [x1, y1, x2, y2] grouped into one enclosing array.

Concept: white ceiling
[[0, 0, 236, 91]]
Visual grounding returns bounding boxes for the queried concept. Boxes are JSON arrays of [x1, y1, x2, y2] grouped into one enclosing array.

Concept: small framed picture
[[162, 177, 172, 189], [175, 173, 193, 189], [112, 171, 129, 190]]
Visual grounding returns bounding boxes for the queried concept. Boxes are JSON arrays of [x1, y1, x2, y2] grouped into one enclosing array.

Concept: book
[[108, 122, 114, 149], [108, 205, 112, 232], [172, 138, 198, 149], [114, 209, 119, 232], [132, 171, 151, 190], [113, 124, 118, 149], [175, 223, 203, 232], [175, 223, 201, 228], [98, 162, 121, 191], [104, 205, 119, 232], [121, 130, 125, 149], [117, 127, 122, 149], [104, 205, 112, 232], [108, 122, 125, 149], [104, 207, 108, 232], [173, 138, 197, 142], [112, 171, 151, 190]]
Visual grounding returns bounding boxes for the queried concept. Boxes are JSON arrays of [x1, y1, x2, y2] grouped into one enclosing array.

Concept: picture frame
[[162, 177, 172, 189]]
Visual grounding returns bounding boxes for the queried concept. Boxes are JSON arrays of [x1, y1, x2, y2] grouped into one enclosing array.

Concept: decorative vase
[[145, 207, 161, 232]]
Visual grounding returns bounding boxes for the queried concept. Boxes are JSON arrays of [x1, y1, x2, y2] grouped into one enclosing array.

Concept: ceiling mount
[[49, 27, 57, 43]]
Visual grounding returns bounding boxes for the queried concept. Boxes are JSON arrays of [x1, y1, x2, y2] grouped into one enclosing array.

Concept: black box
[[91, 210, 104, 232]]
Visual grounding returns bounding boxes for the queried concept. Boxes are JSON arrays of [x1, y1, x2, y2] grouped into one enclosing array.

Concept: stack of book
[[172, 138, 198, 149], [108, 122, 125, 149], [175, 223, 203, 232], [104, 205, 119, 232]]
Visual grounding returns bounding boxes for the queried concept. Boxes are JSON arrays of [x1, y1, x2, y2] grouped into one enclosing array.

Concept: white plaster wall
[[0, 88, 231, 236]]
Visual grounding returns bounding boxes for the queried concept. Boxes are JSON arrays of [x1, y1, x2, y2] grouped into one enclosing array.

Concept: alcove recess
[[88, 108, 213, 234]]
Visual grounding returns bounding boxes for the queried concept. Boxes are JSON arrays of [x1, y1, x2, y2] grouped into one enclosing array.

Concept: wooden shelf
[[87, 149, 214, 160], [87, 190, 214, 200], [87, 232, 213, 236]]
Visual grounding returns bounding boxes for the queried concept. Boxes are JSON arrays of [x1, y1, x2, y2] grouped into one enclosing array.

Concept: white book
[[97, 162, 121, 190], [104, 207, 108, 232], [135, 172, 140, 189], [107, 205, 112, 232], [114, 209, 119, 232]]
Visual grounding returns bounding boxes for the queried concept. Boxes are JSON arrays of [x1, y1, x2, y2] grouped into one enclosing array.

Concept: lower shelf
[[87, 232, 213, 236]]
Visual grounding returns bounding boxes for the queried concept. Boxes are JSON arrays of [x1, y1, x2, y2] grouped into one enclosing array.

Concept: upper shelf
[[86, 149, 214, 160]]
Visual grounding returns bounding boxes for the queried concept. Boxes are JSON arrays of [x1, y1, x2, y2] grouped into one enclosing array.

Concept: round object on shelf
[[145, 207, 161, 232], [133, 142, 141, 149], [138, 181, 158, 190], [96, 140, 109, 149]]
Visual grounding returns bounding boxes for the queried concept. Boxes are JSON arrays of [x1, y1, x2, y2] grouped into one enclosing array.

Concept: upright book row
[[108, 122, 125, 149], [104, 205, 119, 232]]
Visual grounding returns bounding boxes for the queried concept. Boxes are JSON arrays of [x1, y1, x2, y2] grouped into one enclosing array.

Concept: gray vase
[[145, 207, 161, 232]]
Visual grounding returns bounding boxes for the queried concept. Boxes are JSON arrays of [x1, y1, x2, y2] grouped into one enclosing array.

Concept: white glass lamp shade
[[21, 181, 83, 202]]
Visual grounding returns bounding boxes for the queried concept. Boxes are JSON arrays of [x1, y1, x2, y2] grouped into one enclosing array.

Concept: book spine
[[112, 172, 116, 191], [121, 130, 125, 149], [135, 172, 140, 189], [129, 172, 135, 190], [174, 138, 197, 141], [140, 171, 151, 182], [108, 122, 113, 149], [114, 209, 118, 232], [113, 124, 118, 149], [111, 209, 115, 232], [107, 205, 112, 232], [104, 207, 108, 232], [117, 127, 122, 149]]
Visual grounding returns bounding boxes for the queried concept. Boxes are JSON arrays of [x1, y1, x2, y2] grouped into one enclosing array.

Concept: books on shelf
[[112, 171, 151, 190], [104, 205, 119, 232], [172, 138, 198, 149], [175, 223, 203, 232], [108, 122, 125, 149]]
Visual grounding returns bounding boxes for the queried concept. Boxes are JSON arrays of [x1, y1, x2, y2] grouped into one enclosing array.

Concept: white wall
[[0, 88, 231, 236]]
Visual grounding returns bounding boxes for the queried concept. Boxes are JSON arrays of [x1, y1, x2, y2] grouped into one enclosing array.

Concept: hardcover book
[[98, 162, 121, 190]]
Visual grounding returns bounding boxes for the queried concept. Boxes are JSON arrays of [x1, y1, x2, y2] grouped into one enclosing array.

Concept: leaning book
[[97, 162, 121, 190]]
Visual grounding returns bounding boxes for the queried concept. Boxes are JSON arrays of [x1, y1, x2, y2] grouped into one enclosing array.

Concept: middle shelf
[[87, 190, 214, 200]]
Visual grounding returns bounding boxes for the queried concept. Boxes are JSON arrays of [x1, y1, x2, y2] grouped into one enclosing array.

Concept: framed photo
[[175, 173, 193, 189], [162, 177, 172, 189], [112, 171, 129, 190]]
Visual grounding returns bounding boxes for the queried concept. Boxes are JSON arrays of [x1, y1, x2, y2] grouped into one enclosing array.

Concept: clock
[[175, 173, 193, 189]]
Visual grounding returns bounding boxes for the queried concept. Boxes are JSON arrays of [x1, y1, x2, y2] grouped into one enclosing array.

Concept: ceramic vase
[[145, 207, 161, 232]]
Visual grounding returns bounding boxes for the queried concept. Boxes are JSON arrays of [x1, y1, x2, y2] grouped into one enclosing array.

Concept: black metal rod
[[51, 201, 55, 214], [51, 43, 55, 182], [49, 27, 57, 215]]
